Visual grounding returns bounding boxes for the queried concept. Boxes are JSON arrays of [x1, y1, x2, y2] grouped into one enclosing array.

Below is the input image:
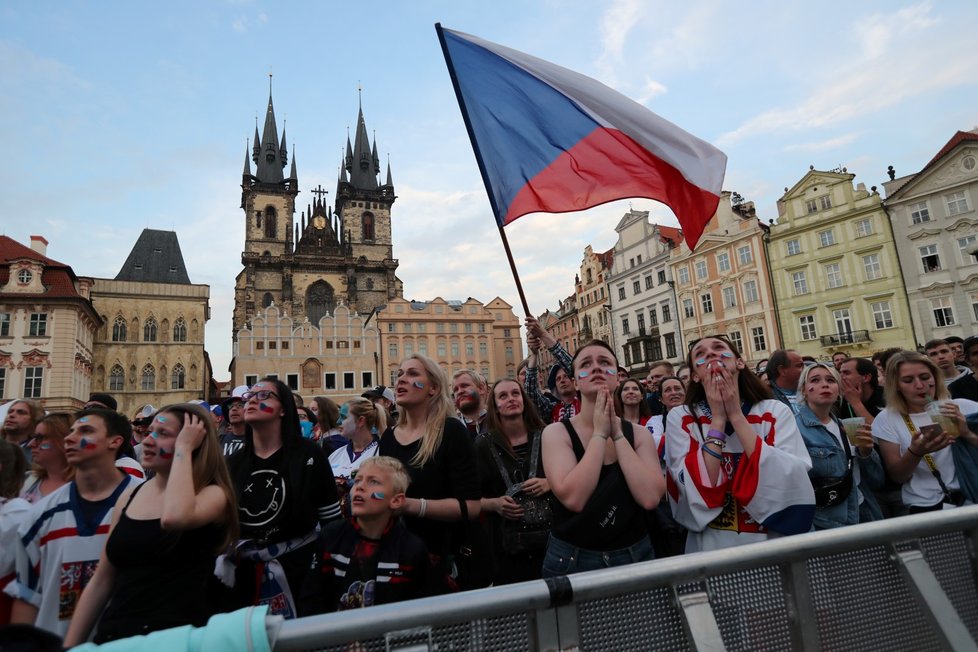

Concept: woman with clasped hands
[[541, 340, 664, 576], [665, 336, 815, 553]]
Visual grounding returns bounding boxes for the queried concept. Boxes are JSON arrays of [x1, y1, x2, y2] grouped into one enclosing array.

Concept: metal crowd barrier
[[272, 506, 978, 651]]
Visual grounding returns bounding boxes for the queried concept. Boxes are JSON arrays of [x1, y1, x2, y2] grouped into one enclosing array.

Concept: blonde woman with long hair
[[65, 403, 238, 645], [20, 413, 75, 503], [872, 351, 978, 513], [379, 354, 482, 591]]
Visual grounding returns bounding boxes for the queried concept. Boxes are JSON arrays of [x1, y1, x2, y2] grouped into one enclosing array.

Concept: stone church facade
[[232, 89, 403, 338]]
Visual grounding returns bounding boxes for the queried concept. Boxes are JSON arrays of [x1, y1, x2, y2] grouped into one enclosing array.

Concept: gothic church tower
[[233, 84, 402, 338]]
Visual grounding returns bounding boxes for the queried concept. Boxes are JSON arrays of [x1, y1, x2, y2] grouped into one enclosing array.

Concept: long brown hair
[[684, 335, 772, 410], [157, 403, 240, 550], [614, 378, 652, 420], [0, 438, 27, 499], [486, 379, 545, 456], [883, 351, 949, 415], [31, 412, 76, 482], [312, 396, 340, 432]]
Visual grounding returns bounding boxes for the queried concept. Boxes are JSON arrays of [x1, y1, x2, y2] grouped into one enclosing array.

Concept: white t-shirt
[[872, 399, 978, 507], [328, 439, 380, 485]]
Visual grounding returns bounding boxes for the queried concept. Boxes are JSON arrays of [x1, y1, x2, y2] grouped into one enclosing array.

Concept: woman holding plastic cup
[[872, 351, 978, 513], [795, 363, 883, 528]]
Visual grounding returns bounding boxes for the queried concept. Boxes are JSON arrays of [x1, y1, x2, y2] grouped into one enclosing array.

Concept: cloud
[[716, 2, 971, 146], [783, 133, 860, 153], [637, 78, 668, 104]]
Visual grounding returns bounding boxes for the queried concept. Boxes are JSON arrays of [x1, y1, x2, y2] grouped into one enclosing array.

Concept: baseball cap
[[86, 393, 118, 411], [222, 384, 250, 414], [362, 385, 396, 403]]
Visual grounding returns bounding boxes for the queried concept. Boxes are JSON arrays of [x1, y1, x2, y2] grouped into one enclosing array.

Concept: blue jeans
[[541, 534, 653, 577]]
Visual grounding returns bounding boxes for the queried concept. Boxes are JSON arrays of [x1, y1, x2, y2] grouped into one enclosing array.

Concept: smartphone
[[919, 424, 942, 438]]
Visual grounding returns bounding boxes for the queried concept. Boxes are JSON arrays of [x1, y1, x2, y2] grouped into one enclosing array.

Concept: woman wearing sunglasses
[[219, 378, 341, 617], [665, 336, 815, 553], [795, 363, 883, 528], [20, 413, 74, 504]]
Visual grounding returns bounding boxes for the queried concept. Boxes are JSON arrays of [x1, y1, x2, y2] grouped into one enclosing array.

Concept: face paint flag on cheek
[[39, 442, 52, 451], [258, 402, 276, 414], [413, 381, 425, 389], [79, 438, 98, 450], [695, 358, 707, 367], [371, 492, 386, 500], [577, 370, 590, 379], [604, 368, 617, 376], [158, 447, 174, 460]]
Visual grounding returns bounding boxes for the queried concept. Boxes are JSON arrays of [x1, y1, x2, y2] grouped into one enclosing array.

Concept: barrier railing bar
[[529, 607, 559, 652], [273, 507, 978, 651], [553, 604, 580, 651], [782, 559, 821, 652], [890, 542, 978, 652], [673, 586, 726, 652]]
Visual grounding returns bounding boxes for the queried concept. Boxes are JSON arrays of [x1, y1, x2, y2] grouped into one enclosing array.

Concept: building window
[[143, 317, 158, 342], [818, 229, 836, 247], [729, 330, 743, 353], [871, 301, 894, 329], [636, 313, 646, 334], [799, 315, 817, 341], [958, 235, 978, 263], [263, 292, 274, 308], [722, 286, 736, 308], [695, 260, 708, 279], [503, 328, 511, 337], [171, 364, 186, 389], [683, 298, 695, 319], [24, 367, 43, 398], [281, 373, 297, 391], [806, 199, 818, 214], [701, 293, 714, 314], [946, 191, 969, 216], [820, 195, 832, 210], [737, 245, 753, 265], [506, 346, 514, 361], [854, 218, 873, 237], [662, 302, 671, 322], [0, 368, 6, 398], [404, 341, 414, 357], [825, 263, 843, 289], [932, 297, 955, 327], [786, 239, 801, 256], [419, 340, 428, 355], [264, 206, 277, 238], [833, 309, 853, 336], [792, 271, 809, 295], [919, 245, 942, 272], [644, 276, 653, 290], [621, 316, 630, 335], [972, 295, 978, 322], [657, 270, 666, 284], [618, 286, 626, 300], [362, 212, 375, 240], [465, 342, 474, 357], [361, 371, 373, 388], [743, 280, 759, 303], [633, 280, 641, 295], [451, 341, 460, 358], [649, 307, 658, 326], [860, 254, 882, 280], [479, 341, 488, 356], [717, 252, 731, 273], [173, 318, 187, 342], [437, 341, 446, 357], [244, 374, 258, 387], [389, 342, 398, 359], [909, 201, 931, 224], [678, 267, 690, 285], [268, 341, 277, 350], [463, 323, 471, 333], [342, 372, 355, 389], [388, 323, 396, 333], [751, 327, 767, 353], [0, 313, 9, 337], [109, 365, 125, 391], [110, 317, 126, 342], [29, 313, 47, 337], [323, 373, 336, 390], [141, 364, 156, 390]]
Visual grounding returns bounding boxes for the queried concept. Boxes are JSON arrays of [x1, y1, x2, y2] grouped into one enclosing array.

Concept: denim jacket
[[795, 404, 884, 529]]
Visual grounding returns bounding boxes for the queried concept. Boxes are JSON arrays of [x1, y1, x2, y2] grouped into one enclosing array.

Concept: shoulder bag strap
[[527, 430, 542, 480], [488, 440, 516, 492], [901, 414, 952, 500]]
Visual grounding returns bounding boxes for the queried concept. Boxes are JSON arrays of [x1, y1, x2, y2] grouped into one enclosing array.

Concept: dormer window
[[17, 269, 32, 285]]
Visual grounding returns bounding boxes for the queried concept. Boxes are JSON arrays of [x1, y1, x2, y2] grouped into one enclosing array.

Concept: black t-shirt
[[229, 438, 339, 543], [378, 418, 480, 555]]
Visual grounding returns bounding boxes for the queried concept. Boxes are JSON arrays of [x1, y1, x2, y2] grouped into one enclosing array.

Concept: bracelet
[[707, 429, 728, 443], [612, 434, 625, 442], [702, 445, 724, 461], [594, 432, 610, 440], [705, 437, 726, 449], [907, 447, 924, 458], [418, 498, 428, 518]]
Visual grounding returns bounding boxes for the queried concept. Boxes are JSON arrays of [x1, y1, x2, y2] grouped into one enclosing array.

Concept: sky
[[3, 1, 977, 381]]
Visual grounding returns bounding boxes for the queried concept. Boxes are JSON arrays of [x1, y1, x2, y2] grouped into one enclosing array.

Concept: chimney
[[30, 235, 48, 256]]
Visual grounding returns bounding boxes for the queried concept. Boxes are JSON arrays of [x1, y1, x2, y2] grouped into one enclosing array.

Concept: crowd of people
[[2, 322, 978, 646]]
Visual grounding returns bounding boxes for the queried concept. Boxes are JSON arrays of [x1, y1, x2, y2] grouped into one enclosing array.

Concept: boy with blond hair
[[300, 456, 434, 613]]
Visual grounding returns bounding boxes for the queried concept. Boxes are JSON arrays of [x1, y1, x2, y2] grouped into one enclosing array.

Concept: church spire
[[349, 104, 379, 190], [254, 78, 287, 184], [385, 158, 393, 187], [289, 146, 297, 183], [243, 140, 252, 178]]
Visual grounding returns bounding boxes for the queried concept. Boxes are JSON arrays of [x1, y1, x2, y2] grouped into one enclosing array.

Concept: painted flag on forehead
[[436, 25, 727, 250]]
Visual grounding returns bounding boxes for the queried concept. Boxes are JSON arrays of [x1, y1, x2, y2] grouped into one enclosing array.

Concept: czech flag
[[437, 25, 727, 250]]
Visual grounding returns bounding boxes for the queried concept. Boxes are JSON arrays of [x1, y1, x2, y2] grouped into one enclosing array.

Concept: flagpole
[[435, 22, 531, 317]]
